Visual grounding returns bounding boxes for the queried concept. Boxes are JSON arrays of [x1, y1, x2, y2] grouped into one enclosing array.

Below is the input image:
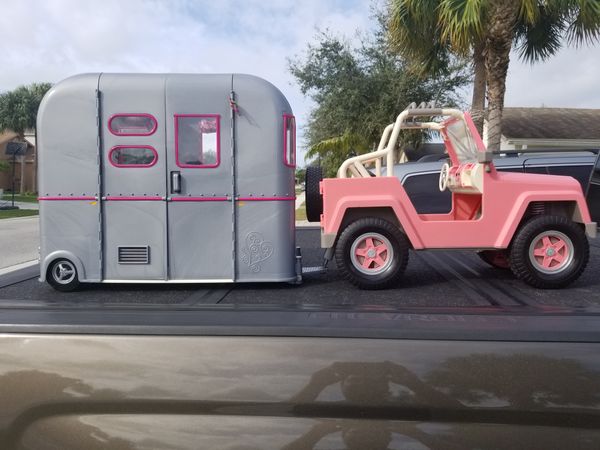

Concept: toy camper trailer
[[38, 73, 299, 291]]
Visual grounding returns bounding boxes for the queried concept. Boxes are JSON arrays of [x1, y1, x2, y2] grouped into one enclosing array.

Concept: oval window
[[108, 114, 157, 136], [109, 146, 158, 167]]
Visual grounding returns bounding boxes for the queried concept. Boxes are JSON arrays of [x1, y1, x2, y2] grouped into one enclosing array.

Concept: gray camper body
[[38, 73, 298, 285]]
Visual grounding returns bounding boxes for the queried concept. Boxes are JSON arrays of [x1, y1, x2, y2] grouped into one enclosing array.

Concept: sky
[[1, 0, 599, 165]]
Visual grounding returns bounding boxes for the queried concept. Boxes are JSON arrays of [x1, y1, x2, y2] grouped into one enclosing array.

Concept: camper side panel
[[233, 74, 297, 282], [100, 74, 167, 281], [37, 74, 102, 281]]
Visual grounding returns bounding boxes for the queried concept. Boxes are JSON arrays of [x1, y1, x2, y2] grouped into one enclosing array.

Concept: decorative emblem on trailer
[[241, 232, 274, 272]]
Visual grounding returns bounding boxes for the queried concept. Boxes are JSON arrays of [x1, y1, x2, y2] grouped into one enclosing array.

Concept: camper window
[[109, 146, 158, 167], [284, 114, 296, 167], [108, 114, 157, 136], [175, 114, 220, 168]]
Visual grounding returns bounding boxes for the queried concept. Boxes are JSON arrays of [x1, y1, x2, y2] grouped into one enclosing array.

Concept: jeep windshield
[[443, 116, 482, 164]]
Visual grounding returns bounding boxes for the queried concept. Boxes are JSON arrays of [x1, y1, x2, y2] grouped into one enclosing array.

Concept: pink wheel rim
[[350, 233, 394, 275], [528, 231, 574, 274]]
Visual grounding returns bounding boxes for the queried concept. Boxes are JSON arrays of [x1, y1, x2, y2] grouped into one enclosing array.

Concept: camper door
[[166, 75, 234, 281]]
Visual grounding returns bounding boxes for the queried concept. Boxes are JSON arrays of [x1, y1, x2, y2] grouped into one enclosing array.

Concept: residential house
[[0, 130, 36, 193], [483, 107, 600, 151]]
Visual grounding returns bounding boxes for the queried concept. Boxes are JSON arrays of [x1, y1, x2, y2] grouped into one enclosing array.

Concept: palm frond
[[388, 0, 453, 76], [519, 0, 541, 24], [306, 131, 368, 160], [437, 0, 487, 53], [514, 4, 566, 62], [565, 0, 600, 45]]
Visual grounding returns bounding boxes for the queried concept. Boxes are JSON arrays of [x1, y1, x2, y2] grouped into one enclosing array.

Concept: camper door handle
[[171, 171, 181, 193]]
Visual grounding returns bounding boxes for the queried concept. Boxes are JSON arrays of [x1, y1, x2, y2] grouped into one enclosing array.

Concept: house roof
[[501, 108, 600, 140], [0, 131, 18, 145]]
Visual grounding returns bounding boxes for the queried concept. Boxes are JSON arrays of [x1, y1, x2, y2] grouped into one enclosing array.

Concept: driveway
[[0, 216, 39, 269]]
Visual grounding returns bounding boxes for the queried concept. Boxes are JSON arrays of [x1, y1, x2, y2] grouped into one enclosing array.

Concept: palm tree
[[389, 0, 600, 150], [0, 83, 52, 193]]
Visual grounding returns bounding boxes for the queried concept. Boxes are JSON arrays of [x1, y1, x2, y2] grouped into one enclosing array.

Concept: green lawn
[[295, 202, 306, 221], [1, 194, 38, 203], [0, 209, 39, 219]]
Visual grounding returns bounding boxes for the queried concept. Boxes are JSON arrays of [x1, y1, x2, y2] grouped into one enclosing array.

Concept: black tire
[[478, 250, 511, 270], [46, 258, 81, 292], [305, 166, 323, 222], [335, 217, 409, 290], [509, 215, 589, 289]]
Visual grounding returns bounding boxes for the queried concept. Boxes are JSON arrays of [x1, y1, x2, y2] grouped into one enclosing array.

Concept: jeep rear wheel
[[510, 215, 589, 289], [335, 218, 409, 290], [305, 166, 323, 222]]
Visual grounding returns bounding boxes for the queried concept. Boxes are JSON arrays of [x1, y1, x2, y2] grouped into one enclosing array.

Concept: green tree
[[0, 82, 52, 193], [289, 23, 469, 177], [295, 168, 306, 185], [389, 0, 600, 150]]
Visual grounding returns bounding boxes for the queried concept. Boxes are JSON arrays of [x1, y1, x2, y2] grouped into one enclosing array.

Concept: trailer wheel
[[477, 250, 510, 269], [336, 218, 409, 290], [47, 259, 81, 292], [305, 166, 323, 222], [509, 215, 589, 289]]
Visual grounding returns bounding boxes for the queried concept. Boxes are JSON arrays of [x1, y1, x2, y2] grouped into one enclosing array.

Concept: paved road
[[0, 216, 39, 269], [1, 228, 600, 310], [0, 201, 39, 210]]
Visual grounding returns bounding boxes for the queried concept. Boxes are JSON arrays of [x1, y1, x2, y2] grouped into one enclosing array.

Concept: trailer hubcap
[[529, 231, 574, 274], [52, 261, 76, 284], [350, 233, 394, 275]]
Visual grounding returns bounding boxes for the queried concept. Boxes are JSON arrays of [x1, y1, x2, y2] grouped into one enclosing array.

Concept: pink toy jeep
[[306, 104, 597, 289]]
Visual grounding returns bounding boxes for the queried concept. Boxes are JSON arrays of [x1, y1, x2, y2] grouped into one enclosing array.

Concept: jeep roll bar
[[337, 103, 463, 178]]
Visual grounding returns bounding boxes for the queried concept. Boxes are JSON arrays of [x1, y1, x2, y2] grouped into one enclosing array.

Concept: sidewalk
[[295, 192, 305, 209]]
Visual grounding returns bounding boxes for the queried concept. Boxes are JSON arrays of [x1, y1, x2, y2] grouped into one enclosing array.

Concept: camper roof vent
[[118, 246, 150, 264]]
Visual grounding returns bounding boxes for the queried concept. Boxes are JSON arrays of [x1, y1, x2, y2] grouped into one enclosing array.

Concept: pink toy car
[[306, 104, 597, 289]]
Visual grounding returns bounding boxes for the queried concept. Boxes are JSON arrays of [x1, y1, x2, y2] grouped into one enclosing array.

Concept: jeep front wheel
[[335, 218, 409, 290], [509, 215, 589, 289]]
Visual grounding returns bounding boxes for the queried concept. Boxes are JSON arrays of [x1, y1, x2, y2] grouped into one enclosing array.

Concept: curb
[[295, 221, 320, 228], [0, 259, 39, 276], [0, 215, 39, 223]]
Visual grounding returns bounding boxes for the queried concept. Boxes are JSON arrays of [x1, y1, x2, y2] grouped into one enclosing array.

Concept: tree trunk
[[471, 40, 486, 136], [484, 0, 519, 151], [19, 155, 25, 194]]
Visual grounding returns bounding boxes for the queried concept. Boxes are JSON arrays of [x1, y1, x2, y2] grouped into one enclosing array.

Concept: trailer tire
[[509, 215, 588, 289], [305, 166, 323, 222], [47, 259, 81, 292], [477, 250, 510, 269], [336, 217, 409, 290]]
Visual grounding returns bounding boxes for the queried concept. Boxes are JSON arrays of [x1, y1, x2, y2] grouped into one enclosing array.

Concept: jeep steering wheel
[[439, 162, 450, 192]]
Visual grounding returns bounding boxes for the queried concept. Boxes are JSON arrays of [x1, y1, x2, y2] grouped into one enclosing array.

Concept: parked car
[[399, 151, 600, 214], [1, 307, 600, 450]]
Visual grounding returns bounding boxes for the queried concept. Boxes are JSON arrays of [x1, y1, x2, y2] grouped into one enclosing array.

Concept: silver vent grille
[[118, 246, 150, 264]]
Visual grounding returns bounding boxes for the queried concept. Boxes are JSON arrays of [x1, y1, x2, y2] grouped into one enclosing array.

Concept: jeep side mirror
[[477, 151, 494, 164]]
